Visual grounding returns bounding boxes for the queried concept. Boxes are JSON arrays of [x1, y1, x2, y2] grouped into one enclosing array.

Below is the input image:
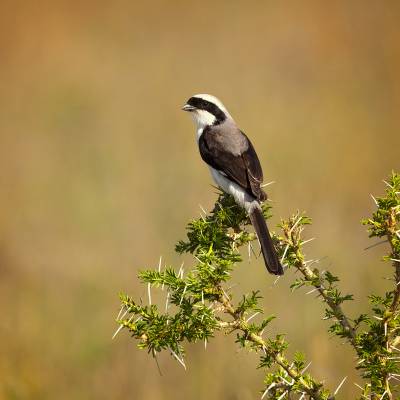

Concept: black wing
[[199, 127, 266, 201]]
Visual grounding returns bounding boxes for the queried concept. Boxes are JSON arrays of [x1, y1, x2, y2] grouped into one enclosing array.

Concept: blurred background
[[0, 1, 399, 399]]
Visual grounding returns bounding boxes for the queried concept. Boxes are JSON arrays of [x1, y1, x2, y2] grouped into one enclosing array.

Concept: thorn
[[179, 285, 188, 305], [261, 383, 275, 399], [390, 258, 400, 263], [333, 376, 347, 395], [158, 256, 162, 272], [112, 315, 134, 340], [277, 391, 288, 400], [178, 262, 185, 278], [301, 237, 315, 246], [256, 237, 262, 256], [204, 339, 207, 349], [153, 349, 163, 376], [299, 393, 306, 400], [246, 312, 260, 323], [199, 204, 208, 217], [379, 390, 387, 399], [221, 287, 230, 301], [147, 283, 152, 305], [306, 256, 327, 267], [169, 347, 186, 370], [273, 276, 281, 286], [383, 180, 393, 189], [194, 255, 202, 263], [112, 324, 124, 340], [384, 322, 387, 337], [353, 383, 371, 399], [306, 288, 318, 295], [354, 382, 364, 391], [165, 292, 170, 312], [389, 374, 400, 382], [304, 259, 315, 265], [118, 308, 129, 322], [261, 180, 275, 188], [116, 305, 124, 320], [201, 290, 204, 305], [300, 361, 312, 375], [370, 194, 378, 206], [249, 242, 257, 258], [280, 376, 294, 386], [280, 244, 289, 264], [159, 256, 165, 291], [289, 216, 302, 235]]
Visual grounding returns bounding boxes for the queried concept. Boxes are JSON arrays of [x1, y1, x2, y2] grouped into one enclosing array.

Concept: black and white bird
[[182, 94, 283, 276]]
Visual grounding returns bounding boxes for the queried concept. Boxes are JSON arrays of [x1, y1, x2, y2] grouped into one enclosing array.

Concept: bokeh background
[[1, 1, 399, 399]]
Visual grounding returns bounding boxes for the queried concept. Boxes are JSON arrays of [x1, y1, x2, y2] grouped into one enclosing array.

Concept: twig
[[217, 286, 331, 400], [333, 376, 347, 396]]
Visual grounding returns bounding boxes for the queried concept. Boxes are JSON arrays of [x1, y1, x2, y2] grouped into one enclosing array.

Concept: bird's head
[[182, 94, 230, 129]]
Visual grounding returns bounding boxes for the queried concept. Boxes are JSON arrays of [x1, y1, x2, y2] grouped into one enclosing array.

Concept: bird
[[182, 94, 283, 276]]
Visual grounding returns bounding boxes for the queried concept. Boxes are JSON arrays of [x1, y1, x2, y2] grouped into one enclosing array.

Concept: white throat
[[191, 110, 216, 141]]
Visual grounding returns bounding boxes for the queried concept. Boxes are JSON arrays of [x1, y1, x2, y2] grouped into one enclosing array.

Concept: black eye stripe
[[186, 97, 226, 124]]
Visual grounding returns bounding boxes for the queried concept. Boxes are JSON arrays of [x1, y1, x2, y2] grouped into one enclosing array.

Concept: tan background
[[1, 1, 400, 399]]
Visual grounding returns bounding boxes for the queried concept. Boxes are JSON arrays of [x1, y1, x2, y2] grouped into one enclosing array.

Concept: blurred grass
[[0, 1, 399, 398]]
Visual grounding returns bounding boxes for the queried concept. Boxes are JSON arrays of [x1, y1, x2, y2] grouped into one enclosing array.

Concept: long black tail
[[249, 207, 284, 275]]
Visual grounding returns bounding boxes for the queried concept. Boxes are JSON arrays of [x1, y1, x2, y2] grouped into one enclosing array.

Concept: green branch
[[276, 214, 357, 347], [216, 286, 331, 399], [115, 172, 400, 400], [360, 172, 400, 400]]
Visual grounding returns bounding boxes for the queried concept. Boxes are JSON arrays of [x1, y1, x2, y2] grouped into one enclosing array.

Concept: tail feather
[[249, 207, 284, 275]]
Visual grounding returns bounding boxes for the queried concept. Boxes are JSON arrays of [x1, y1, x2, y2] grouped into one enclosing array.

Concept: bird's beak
[[182, 104, 196, 112]]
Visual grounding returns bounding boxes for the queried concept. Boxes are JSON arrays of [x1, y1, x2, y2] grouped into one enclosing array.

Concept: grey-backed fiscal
[[182, 94, 283, 275]]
